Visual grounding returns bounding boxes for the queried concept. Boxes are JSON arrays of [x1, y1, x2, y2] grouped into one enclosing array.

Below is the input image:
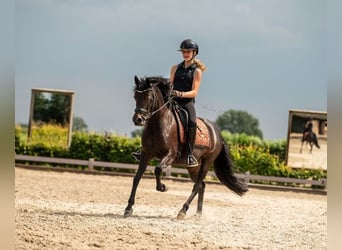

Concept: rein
[[135, 87, 174, 120], [148, 98, 173, 119]]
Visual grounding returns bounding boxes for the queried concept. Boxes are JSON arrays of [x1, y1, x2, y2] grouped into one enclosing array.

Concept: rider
[[170, 39, 207, 167], [302, 116, 313, 140], [132, 39, 207, 167]]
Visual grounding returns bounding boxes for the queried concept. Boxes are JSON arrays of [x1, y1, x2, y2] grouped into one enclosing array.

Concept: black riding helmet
[[178, 39, 199, 55]]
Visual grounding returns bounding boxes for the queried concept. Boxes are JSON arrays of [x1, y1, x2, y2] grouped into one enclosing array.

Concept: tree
[[72, 116, 88, 132], [131, 128, 143, 137], [32, 92, 71, 126], [48, 93, 71, 126], [32, 92, 49, 123], [215, 109, 263, 139]]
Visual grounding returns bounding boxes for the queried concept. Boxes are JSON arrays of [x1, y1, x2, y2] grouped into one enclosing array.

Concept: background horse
[[300, 131, 320, 153], [124, 76, 248, 219]]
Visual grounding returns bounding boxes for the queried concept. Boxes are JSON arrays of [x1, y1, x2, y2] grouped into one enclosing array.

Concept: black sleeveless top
[[173, 61, 197, 104]]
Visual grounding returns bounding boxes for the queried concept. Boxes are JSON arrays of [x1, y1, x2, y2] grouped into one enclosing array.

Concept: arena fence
[[15, 154, 327, 191]]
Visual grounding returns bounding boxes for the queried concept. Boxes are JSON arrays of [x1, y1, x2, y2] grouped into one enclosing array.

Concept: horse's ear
[[134, 75, 141, 86], [145, 77, 153, 87]]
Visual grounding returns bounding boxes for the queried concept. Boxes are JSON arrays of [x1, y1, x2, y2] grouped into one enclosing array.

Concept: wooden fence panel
[[15, 154, 327, 189]]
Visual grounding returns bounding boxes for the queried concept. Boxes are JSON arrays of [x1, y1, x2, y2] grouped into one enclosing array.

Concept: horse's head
[[133, 76, 170, 126]]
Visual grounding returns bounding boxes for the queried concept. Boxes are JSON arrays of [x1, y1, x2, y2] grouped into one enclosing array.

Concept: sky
[[15, 0, 327, 140]]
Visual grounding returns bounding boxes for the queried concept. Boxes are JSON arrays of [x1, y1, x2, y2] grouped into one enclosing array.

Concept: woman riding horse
[[133, 39, 207, 167], [300, 116, 320, 153]]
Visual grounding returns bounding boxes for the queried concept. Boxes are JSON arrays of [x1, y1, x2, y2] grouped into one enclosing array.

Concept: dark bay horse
[[124, 76, 248, 219], [300, 131, 320, 153]]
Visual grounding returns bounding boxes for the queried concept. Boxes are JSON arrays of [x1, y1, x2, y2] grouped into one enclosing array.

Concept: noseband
[[134, 107, 149, 115], [134, 86, 173, 120]]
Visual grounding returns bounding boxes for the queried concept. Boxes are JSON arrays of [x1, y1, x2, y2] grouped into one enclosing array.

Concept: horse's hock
[[15, 168, 327, 249]]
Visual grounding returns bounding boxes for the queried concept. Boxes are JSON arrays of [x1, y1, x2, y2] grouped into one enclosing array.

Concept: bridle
[[134, 86, 174, 121]]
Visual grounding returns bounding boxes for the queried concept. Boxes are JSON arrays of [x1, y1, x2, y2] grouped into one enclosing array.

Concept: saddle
[[171, 103, 210, 148]]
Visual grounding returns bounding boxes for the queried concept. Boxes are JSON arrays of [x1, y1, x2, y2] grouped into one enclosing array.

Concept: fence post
[[165, 165, 171, 177], [245, 171, 250, 184], [88, 158, 94, 171], [321, 178, 327, 189]]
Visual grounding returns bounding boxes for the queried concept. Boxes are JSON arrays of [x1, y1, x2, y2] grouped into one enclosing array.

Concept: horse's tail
[[213, 141, 248, 196]]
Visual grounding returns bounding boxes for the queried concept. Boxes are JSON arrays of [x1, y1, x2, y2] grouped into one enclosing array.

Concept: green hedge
[[15, 127, 141, 163], [68, 132, 141, 163], [15, 127, 326, 182], [221, 130, 287, 162]]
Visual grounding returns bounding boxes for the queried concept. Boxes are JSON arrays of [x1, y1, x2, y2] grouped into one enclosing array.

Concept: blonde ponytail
[[194, 58, 208, 72]]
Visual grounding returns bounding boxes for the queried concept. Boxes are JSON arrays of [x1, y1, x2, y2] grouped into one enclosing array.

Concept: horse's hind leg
[[196, 160, 211, 216], [196, 181, 206, 216], [177, 181, 204, 219]]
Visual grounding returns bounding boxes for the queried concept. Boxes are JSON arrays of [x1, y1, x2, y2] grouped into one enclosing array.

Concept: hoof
[[157, 184, 168, 192], [177, 211, 186, 220], [124, 208, 133, 218]]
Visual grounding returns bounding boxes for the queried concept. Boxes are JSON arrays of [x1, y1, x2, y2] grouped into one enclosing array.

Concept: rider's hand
[[171, 90, 183, 98]]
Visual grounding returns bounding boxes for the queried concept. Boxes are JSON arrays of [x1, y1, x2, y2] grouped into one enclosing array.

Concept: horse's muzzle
[[133, 108, 149, 126], [133, 113, 146, 126]]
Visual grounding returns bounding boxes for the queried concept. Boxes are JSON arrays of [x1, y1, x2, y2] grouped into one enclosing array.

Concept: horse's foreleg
[[155, 167, 168, 192], [177, 181, 203, 219], [124, 155, 148, 218], [155, 151, 176, 192]]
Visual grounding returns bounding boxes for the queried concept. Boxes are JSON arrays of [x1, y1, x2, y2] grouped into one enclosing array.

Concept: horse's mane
[[135, 76, 171, 101]]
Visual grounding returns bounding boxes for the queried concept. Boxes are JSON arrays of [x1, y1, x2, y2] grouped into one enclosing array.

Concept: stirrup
[[186, 154, 198, 167], [131, 151, 141, 161]]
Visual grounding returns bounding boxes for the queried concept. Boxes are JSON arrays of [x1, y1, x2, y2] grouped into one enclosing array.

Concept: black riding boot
[[186, 127, 198, 167]]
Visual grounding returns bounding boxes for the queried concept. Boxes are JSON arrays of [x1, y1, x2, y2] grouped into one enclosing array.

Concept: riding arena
[[15, 167, 326, 249]]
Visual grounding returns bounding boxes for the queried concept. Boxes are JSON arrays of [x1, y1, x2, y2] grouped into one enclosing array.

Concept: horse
[[124, 76, 248, 219], [300, 131, 320, 153]]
